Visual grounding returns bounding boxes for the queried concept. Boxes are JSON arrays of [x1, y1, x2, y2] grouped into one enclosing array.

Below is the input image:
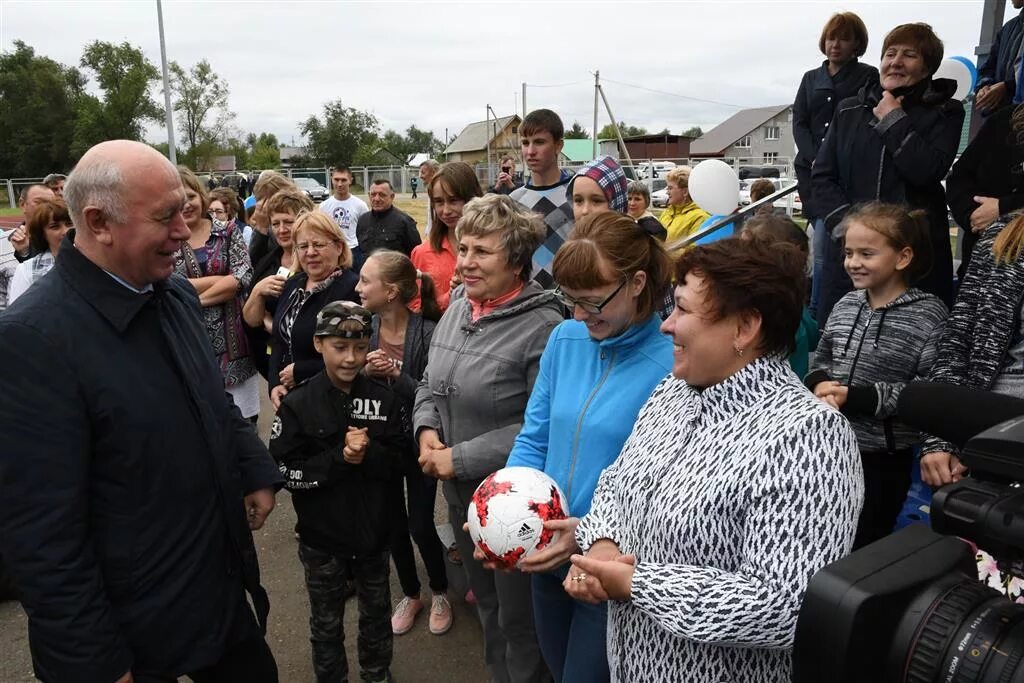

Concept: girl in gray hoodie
[[805, 202, 947, 549]]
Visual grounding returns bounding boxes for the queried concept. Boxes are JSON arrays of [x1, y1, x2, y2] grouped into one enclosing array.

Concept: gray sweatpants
[[450, 501, 550, 683]]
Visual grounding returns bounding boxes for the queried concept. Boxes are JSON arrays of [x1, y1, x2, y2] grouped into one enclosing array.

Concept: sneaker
[[429, 593, 453, 635], [391, 596, 423, 635]]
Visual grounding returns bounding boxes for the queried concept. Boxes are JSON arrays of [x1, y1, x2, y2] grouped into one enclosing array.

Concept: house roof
[[690, 105, 791, 156], [407, 152, 434, 167], [444, 115, 521, 155], [561, 139, 597, 163]]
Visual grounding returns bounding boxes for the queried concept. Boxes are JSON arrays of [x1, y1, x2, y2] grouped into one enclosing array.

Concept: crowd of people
[[2, 8, 1024, 683]]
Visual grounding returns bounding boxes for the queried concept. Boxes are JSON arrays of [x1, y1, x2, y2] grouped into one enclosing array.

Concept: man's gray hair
[[64, 162, 128, 225], [419, 159, 440, 172]]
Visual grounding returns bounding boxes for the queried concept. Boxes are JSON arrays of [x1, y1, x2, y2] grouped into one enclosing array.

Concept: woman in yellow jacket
[[659, 166, 710, 243]]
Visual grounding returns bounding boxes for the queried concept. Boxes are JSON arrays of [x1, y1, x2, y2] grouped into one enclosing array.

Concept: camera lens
[[898, 578, 1024, 682]]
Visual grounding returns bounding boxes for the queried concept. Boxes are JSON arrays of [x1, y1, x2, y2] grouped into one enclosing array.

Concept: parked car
[[651, 186, 669, 208], [293, 176, 329, 202], [637, 161, 677, 180], [739, 178, 802, 215]]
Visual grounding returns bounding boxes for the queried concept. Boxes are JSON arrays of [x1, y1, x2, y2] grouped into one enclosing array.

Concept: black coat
[[812, 78, 964, 321], [246, 237, 285, 379], [266, 268, 360, 394], [356, 206, 421, 257], [270, 372, 411, 556], [0, 233, 282, 682], [792, 59, 879, 220], [946, 104, 1024, 277]]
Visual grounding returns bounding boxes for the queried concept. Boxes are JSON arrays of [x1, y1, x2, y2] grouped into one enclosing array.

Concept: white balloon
[[933, 58, 973, 101], [688, 160, 739, 216]]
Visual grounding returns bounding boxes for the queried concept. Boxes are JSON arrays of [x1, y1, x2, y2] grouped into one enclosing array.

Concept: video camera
[[793, 382, 1024, 683]]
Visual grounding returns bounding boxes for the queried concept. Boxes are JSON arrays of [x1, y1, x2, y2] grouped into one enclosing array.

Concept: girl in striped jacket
[[806, 202, 947, 548]]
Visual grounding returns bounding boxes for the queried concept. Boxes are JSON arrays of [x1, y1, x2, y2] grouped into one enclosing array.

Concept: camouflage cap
[[313, 301, 373, 339]]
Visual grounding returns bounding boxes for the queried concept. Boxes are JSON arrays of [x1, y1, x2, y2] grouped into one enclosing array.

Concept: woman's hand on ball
[[518, 518, 581, 573]]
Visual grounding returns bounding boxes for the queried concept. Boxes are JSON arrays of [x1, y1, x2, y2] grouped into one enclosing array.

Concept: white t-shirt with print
[[319, 195, 369, 249]]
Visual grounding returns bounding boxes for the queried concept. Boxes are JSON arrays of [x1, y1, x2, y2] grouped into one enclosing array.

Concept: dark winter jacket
[[946, 104, 1024, 278], [0, 232, 283, 682], [976, 8, 1023, 108], [356, 206, 421, 257], [812, 77, 964, 320], [270, 371, 411, 556], [266, 268, 359, 394], [806, 288, 947, 453], [245, 232, 285, 379], [792, 59, 879, 220], [923, 214, 1024, 457]]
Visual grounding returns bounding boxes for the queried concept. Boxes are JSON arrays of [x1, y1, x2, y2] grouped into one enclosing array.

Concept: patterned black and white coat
[[576, 356, 864, 683]]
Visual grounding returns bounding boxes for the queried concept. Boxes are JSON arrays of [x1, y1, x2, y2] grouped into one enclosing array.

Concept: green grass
[[0, 207, 21, 217]]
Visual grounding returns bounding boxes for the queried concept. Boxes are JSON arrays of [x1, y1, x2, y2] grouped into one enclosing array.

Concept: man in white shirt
[[319, 166, 369, 271]]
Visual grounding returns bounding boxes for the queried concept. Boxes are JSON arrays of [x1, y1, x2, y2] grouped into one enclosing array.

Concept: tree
[[169, 58, 235, 166], [250, 135, 282, 169], [300, 100, 379, 166], [681, 126, 704, 138], [0, 41, 85, 177], [360, 125, 444, 166], [597, 122, 647, 140], [73, 41, 162, 155], [564, 121, 590, 139]]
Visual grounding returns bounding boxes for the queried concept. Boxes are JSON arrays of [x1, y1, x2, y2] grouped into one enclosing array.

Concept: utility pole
[[485, 105, 491, 188], [156, 0, 176, 163], [522, 82, 527, 117], [593, 70, 600, 160], [597, 83, 634, 171]]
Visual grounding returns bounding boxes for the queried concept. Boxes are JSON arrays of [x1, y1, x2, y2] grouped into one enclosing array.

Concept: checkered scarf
[[567, 155, 629, 214]]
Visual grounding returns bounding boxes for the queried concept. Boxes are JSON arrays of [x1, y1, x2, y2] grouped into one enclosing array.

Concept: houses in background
[[689, 105, 794, 165]]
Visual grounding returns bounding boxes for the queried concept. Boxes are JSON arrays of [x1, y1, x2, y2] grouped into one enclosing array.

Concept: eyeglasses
[[295, 240, 337, 252], [209, 209, 227, 217], [553, 279, 628, 314]]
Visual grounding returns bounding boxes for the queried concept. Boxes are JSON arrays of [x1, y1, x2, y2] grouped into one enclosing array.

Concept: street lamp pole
[[156, 0, 177, 164]]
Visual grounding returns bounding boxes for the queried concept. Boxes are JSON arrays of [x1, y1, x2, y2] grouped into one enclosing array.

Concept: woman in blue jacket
[[505, 211, 674, 683]]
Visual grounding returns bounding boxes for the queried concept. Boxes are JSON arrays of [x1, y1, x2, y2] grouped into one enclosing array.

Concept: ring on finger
[[571, 572, 588, 582]]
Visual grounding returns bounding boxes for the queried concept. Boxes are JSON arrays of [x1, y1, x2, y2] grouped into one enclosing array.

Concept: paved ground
[[0, 387, 488, 682]]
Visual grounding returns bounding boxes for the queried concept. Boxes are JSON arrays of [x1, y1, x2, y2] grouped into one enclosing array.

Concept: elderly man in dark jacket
[[813, 23, 965, 322], [356, 179, 421, 257], [0, 140, 283, 683]]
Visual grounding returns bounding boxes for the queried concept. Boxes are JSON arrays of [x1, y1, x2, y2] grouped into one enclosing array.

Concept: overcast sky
[[1, 1, 1016, 148]]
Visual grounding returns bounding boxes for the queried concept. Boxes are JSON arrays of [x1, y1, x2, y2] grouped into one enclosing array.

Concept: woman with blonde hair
[[173, 167, 260, 421], [266, 210, 359, 408], [658, 166, 709, 242]]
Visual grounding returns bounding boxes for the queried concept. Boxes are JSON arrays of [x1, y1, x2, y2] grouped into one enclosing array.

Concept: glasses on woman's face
[[209, 208, 227, 218], [553, 279, 628, 314], [295, 240, 336, 253]]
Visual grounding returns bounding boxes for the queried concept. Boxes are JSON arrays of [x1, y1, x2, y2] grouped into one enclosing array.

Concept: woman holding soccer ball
[[499, 211, 673, 683], [564, 237, 864, 682], [413, 193, 564, 683]]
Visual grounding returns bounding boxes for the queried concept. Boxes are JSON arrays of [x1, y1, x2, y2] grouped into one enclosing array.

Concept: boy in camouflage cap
[[270, 300, 411, 683]]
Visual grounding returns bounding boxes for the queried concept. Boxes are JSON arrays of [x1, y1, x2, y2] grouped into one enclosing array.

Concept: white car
[[739, 178, 802, 215], [651, 187, 669, 208]]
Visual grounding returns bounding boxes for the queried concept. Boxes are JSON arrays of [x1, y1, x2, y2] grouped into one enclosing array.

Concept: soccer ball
[[467, 466, 568, 569]]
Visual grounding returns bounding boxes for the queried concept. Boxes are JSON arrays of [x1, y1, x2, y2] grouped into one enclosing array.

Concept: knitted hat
[[567, 155, 629, 214]]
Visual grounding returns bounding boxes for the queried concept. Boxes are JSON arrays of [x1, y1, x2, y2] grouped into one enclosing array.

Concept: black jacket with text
[[270, 371, 413, 556]]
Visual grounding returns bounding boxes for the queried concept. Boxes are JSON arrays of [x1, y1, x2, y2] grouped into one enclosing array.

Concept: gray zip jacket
[[806, 288, 947, 452], [413, 281, 564, 506]]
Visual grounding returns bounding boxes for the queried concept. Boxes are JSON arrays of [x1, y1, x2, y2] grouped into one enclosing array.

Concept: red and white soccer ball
[[467, 466, 568, 569]]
